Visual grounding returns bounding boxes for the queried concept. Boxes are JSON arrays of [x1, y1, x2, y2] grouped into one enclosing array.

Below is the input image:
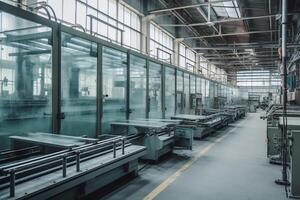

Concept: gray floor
[[105, 112, 288, 200]]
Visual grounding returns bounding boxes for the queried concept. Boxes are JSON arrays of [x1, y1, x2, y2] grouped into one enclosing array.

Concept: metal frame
[[0, 1, 238, 140]]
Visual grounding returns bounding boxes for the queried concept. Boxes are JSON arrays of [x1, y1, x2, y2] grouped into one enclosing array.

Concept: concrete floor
[[104, 112, 288, 200]]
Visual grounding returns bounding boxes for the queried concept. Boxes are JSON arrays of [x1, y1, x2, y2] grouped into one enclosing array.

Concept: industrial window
[[42, 0, 141, 50], [179, 43, 196, 72], [149, 22, 173, 63]]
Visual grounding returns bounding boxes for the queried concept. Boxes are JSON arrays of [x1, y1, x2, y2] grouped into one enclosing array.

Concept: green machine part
[[267, 126, 281, 157], [288, 130, 300, 198], [174, 126, 194, 150]]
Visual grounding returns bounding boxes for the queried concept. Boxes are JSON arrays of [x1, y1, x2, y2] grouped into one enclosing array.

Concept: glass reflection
[[0, 12, 52, 150], [176, 70, 184, 114], [149, 62, 162, 118], [184, 73, 190, 114], [130, 55, 146, 119], [102, 47, 127, 134], [60, 33, 97, 137], [165, 67, 175, 118]]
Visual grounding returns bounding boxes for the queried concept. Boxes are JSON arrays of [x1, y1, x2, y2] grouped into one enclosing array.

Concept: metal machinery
[[171, 113, 227, 139], [110, 119, 193, 161], [278, 117, 300, 198], [190, 93, 203, 115], [0, 133, 146, 199], [261, 104, 300, 163], [223, 105, 247, 121], [248, 94, 260, 113], [213, 96, 227, 110]]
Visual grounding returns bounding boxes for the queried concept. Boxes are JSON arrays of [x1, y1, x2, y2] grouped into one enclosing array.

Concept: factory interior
[[0, 0, 300, 199]]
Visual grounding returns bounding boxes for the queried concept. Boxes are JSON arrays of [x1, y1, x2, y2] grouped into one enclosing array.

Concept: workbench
[[10, 132, 98, 153], [110, 119, 193, 161], [171, 114, 223, 139]]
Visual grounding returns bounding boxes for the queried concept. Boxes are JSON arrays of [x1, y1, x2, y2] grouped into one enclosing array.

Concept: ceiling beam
[[148, 0, 233, 14], [159, 14, 279, 27], [205, 55, 278, 59], [193, 43, 300, 50], [184, 30, 278, 40], [202, 51, 278, 57]]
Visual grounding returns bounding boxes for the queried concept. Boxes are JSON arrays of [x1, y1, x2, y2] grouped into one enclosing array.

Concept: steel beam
[[184, 30, 278, 40], [159, 14, 279, 27], [148, 0, 233, 14], [193, 43, 300, 50]]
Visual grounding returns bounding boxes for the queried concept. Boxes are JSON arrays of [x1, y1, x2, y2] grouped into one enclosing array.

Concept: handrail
[[2, 136, 127, 197]]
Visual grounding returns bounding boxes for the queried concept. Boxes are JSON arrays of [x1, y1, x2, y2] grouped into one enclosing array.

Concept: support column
[[141, 15, 154, 55], [173, 39, 183, 66]]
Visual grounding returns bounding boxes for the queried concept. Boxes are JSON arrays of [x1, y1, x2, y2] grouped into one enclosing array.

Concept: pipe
[[281, 0, 288, 186]]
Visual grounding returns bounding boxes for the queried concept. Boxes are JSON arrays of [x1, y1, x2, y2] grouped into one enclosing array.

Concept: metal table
[[110, 120, 176, 135], [10, 132, 98, 150]]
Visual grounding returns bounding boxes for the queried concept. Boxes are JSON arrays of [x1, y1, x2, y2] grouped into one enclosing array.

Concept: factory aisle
[[105, 113, 288, 200]]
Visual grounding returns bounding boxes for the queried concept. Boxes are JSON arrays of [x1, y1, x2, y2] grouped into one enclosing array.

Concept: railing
[[0, 136, 127, 197]]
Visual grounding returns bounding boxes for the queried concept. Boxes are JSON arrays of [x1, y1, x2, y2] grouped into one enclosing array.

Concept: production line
[[110, 119, 193, 161], [0, 133, 146, 200], [1, 0, 298, 199], [171, 113, 227, 139]]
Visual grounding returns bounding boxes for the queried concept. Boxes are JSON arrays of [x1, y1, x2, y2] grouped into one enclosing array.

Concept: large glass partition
[[60, 33, 97, 137], [196, 77, 201, 94], [190, 75, 196, 95], [184, 73, 190, 114], [205, 80, 210, 107], [165, 67, 175, 118], [102, 47, 127, 134], [201, 78, 206, 107], [209, 82, 215, 108], [148, 62, 162, 118], [176, 70, 184, 114], [129, 55, 146, 119], [0, 12, 52, 150]]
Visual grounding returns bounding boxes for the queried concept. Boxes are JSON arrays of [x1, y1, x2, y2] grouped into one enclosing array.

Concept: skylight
[[211, 0, 241, 18]]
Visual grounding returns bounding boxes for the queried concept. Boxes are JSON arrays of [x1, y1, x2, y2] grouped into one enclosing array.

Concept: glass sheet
[[184, 73, 190, 114], [165, 67, 175, 118], [129, 55, 146, 119], [0, 12, 52, 150], [60, 32, 97, 138], [176, 70, 184, 114], [102, 47, 127, 134], [149, 62, 162, 118]]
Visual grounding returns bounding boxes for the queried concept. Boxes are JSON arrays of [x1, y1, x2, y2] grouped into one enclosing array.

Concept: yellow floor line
[[143, 124, 241, 200]]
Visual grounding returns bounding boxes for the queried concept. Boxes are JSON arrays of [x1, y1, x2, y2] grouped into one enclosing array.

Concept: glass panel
[[209, 81, 215, 108], [176, 70, 184, 114], [129, 55, 146, 119], [149, 62, 162, 118], [196, 77, 201, 94], [60, 33, 97, 137], [201, 78, 206, 107], [165, 67, 175, 118], [184, 73, 190, 114], [102, 47, 127, 134], [190, 75, 196, 94], [205, 80, 210, 107], [0, 13, 52, 150]]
